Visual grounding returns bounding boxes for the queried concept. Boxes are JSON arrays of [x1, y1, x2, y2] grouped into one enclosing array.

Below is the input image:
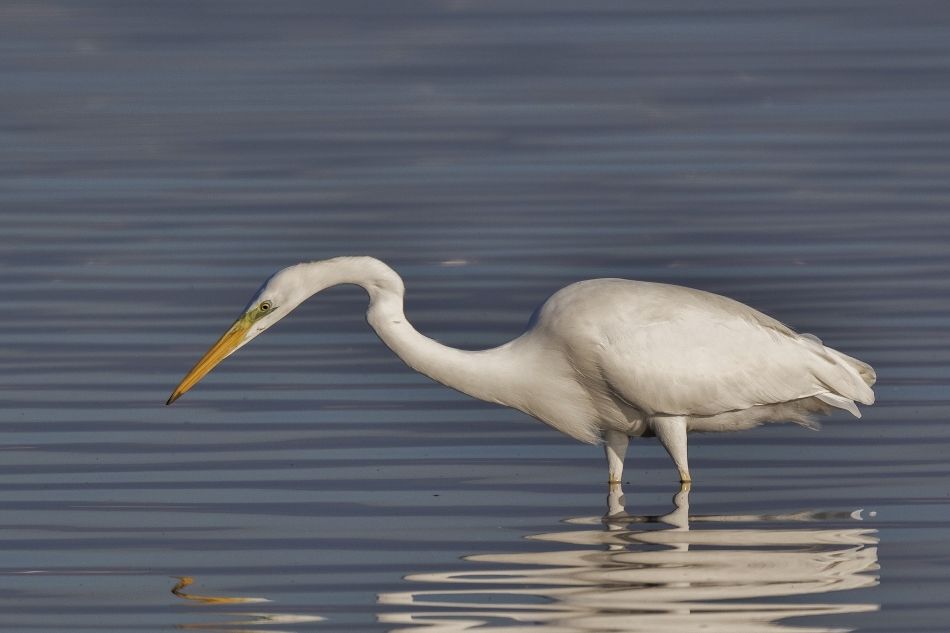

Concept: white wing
[[536, 279, 874, 417]]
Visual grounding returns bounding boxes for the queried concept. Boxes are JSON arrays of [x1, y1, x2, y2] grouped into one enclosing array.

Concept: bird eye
[[259, 301, 272, 312]]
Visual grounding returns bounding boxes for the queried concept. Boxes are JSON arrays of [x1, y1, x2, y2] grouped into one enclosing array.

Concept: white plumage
[[168, 256, 876, 486]]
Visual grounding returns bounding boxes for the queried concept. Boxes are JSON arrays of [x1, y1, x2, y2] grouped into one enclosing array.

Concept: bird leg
[[653, 416, 691, 483], [604, 431, 628, 518], [605, 481, 626, 518], [604, 430, 629, 484], [659, 481, 691, 530]]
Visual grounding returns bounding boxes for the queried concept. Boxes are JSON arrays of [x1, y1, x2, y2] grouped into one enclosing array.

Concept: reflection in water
[[171, 576, 324, 631], [379, 486, 879, 632], [172, 576, 270, 605]]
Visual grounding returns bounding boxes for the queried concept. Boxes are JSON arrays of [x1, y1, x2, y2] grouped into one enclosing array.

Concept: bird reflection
[[378, 485, 879, 632], [171, 576, 324, 631], [172, 576, 270, 605]]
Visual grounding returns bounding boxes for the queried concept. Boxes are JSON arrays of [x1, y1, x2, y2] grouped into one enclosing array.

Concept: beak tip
[[166, 318, 248, 408]]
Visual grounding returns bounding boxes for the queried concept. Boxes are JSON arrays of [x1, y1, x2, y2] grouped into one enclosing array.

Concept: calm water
[[2, 2, 949, 631]]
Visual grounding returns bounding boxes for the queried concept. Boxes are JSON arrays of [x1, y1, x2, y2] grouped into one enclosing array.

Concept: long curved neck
[[303, 257, 524, 407]]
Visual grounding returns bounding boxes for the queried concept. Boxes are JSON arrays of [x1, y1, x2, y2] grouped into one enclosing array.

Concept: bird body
[[519, 278, 874, 439], [168, 256, 876, 486]]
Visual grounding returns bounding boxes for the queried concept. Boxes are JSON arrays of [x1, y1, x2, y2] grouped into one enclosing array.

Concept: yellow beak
[[166, 318, 251, 405]]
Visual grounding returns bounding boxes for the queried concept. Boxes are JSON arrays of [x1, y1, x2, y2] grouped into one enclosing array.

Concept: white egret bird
[[167, 256, 875, 484]]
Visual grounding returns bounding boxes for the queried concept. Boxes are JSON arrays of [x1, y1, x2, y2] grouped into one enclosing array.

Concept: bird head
[[165, 265, 311, 405]]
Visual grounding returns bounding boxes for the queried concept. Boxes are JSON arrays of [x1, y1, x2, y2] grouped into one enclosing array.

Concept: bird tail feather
[[830, 349, 876, 387], [801, 334, 876, 406], [816, 392, 861, 418]]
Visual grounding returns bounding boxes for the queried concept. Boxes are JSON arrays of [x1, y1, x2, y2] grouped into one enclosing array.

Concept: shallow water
[[2, 1, 950, 631]]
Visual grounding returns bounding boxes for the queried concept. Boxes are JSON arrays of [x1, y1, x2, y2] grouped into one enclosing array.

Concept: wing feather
[[536, 279, 875, 417]]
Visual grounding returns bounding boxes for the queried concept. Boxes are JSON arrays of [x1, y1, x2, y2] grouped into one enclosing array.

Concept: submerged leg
[[604, 430, 629, 484], [653, 416, 691, 483], [605, 481, 626, 519], [604, 431, 629, 518], [659, 481, 692, 531]]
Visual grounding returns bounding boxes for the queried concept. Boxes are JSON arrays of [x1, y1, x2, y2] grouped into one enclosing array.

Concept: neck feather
[[302, 257, 523, 406]]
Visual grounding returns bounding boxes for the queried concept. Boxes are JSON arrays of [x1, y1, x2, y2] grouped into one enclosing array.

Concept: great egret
[[167, 256, 875, 484]]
